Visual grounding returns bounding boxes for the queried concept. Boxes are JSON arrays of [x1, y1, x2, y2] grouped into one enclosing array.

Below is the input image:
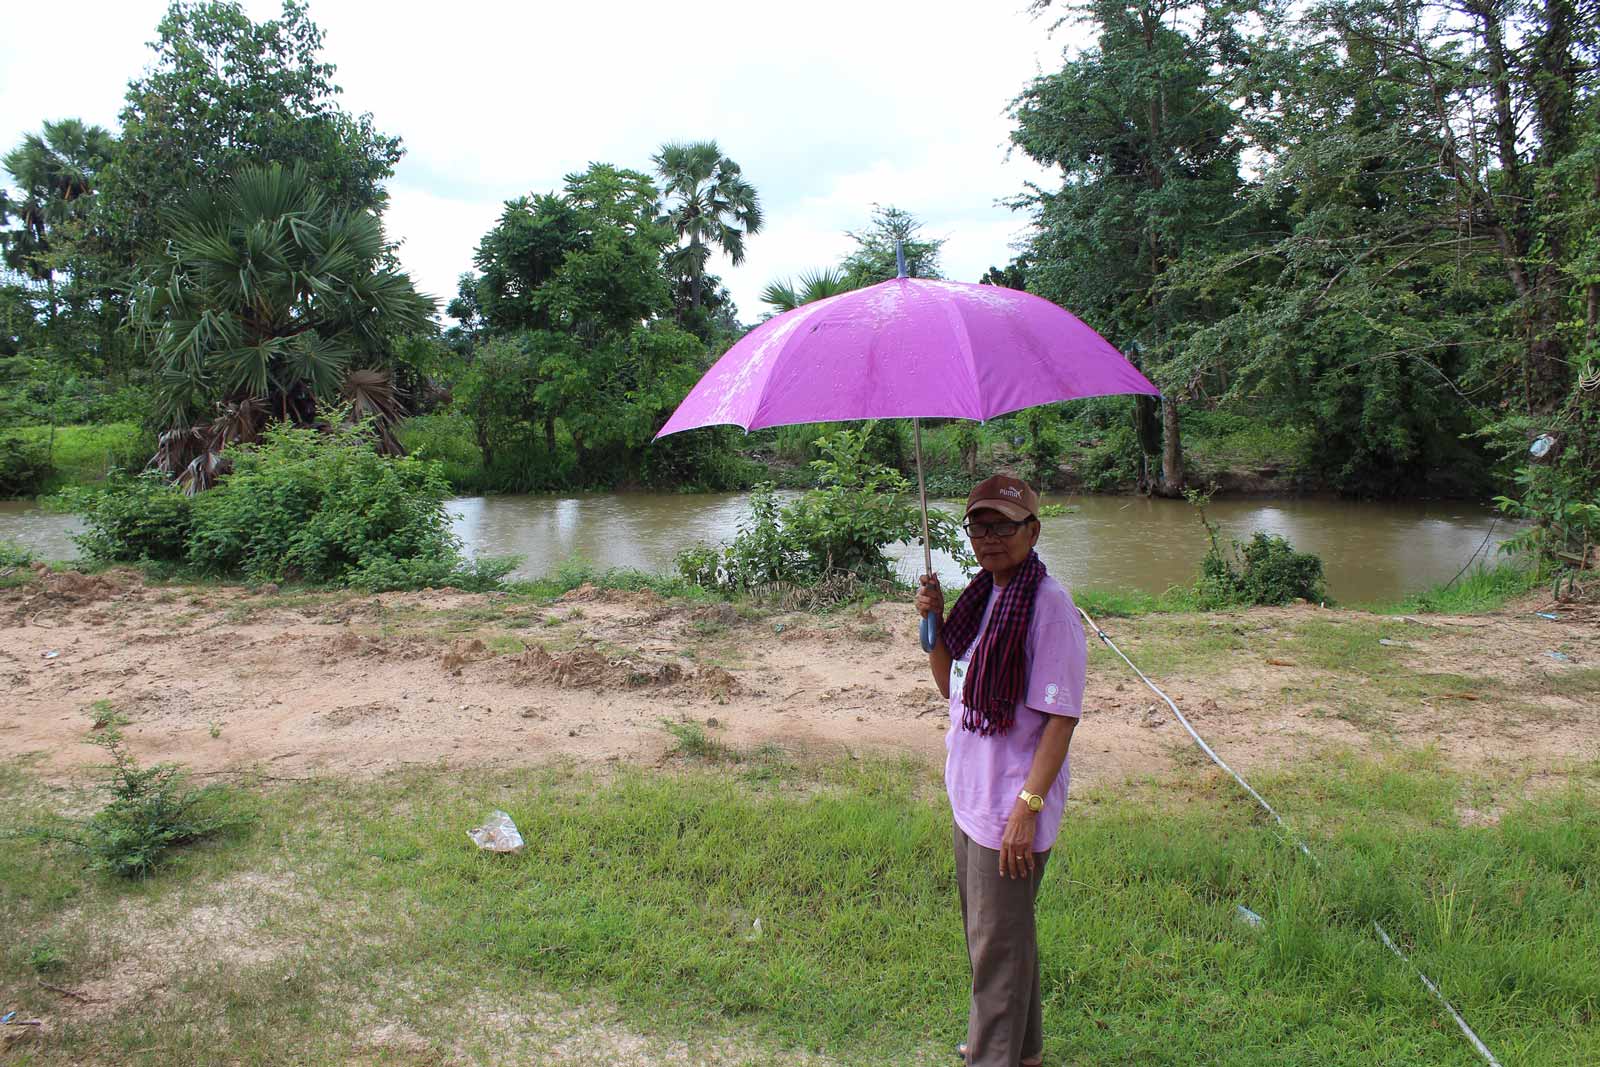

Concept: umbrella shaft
[[914, 417, 932, 578]]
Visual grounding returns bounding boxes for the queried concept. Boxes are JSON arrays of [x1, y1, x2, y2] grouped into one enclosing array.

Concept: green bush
[[185, 423, 463, 584], [1188, 491, 1327, 607], [700, 429, 973, 591], [1197, 532, 1327, 607], [0, 432, 52, 498], [76, 471, 195, 564], [726, 482, 810, 587], [1236, 532, 1327, 604], [76, 423, 513, 590], [0, 539, 34, 567], [674, 541, 726, 590], [397, 412, 487, 492], [39, 728, 248, 879]]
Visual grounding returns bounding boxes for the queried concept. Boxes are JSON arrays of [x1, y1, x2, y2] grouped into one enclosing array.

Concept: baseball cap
[[964, 475, 1039, 522]]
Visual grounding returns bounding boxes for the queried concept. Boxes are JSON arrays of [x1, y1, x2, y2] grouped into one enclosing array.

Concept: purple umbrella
[[657, 250, 1159, 648]]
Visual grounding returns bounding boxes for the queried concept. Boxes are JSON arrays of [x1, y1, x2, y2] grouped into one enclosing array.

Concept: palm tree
[[759, 267, 855, 314], [1, 119, 117, 319], [130, 163, 433, 490], [653, 141, 763, 312]]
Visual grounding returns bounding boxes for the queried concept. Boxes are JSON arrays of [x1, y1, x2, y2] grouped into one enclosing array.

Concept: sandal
[[954, 1043, 1042, 1066]]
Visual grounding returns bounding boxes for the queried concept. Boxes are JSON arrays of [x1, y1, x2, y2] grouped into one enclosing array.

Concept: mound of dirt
[[322, 630, 422, 663], [510, 645, 684, 690], [441, 637, 488, 672], [682, 665, 740, 700], [6, 568, 136, 620]]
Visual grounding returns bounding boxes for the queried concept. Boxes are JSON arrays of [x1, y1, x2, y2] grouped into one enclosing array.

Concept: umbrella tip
[[895, 239, 907, 279]]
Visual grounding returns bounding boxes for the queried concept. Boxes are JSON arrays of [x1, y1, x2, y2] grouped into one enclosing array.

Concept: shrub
[[1188, 490, 1327, 607], [674, 541, 726, 591], [703, 429, 973, 592], [184, 422, 463, 584], [778, 427, 969, 581], [0, 432, 52, 497], [75, 422, 513, 590], [725, 482, 810, 588], [1235, 532, 1327, 605], [0, 538, 34, 568], [76, 471, 195, 564], [39, 727, 248, 878]]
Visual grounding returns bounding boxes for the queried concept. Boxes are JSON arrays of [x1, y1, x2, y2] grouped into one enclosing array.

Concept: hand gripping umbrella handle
[[920, 612, 939, 653]]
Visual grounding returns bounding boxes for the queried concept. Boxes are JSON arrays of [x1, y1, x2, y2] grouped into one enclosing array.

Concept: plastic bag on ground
[[467, 809, 525, 853]]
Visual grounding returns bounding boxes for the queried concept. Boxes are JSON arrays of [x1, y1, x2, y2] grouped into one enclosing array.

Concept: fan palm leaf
[[132, 162, 435, 483], [653, 140, 764, 310]]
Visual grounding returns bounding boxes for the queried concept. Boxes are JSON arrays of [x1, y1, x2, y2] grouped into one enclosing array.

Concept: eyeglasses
[[963, 519, 1028, 539]]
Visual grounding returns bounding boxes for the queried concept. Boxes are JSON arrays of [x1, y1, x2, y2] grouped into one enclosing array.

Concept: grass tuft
[[1369, 562, 1542, 615]]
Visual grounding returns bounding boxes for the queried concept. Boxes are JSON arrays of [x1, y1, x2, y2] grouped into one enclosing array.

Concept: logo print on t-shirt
[[1044, 683, 1058, 705]]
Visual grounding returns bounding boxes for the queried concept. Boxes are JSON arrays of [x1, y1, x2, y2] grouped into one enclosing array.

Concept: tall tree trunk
[[1158, 397, 1185, 497], [1134, 395, 1161, 495], [474, 420, 493, 471], [688, 236, 704, 311], [544, 416, 557, 457]]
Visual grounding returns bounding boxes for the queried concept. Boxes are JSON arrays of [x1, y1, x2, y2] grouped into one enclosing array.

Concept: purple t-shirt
[[944, 575, 1086, 852]]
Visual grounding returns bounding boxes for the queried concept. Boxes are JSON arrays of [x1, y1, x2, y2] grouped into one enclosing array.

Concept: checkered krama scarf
[[941, 551, 1047, 736]]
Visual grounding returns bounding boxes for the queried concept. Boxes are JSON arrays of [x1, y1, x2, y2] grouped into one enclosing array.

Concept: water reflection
[[0, 491, 1517, 603]]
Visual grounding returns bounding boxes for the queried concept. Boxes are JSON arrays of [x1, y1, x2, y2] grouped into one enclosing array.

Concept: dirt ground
[[3, 567, 1596, 792]]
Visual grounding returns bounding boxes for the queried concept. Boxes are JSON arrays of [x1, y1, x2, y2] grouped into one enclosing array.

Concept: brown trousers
[[953, 823, 1051, 1067]]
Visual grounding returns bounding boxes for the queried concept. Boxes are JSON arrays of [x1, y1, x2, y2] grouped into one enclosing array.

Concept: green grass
[[395, 411, 485, 491], [1538, 667, 1600, 699], [9, 422, 148, 492], [1183, 409, 1314, 473], [504, 555, 718, 603], [1367, 563, 1543, 615], [2, 752, 1595, 1065], [1, 537, 34, 588], [1075, 585, 1201, 618]]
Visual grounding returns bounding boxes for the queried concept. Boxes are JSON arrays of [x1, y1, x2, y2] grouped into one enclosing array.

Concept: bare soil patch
[[2, 575, 1595, 790]]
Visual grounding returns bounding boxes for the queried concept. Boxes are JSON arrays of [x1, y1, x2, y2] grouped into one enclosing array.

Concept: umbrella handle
[[920, 612, 939, 653]]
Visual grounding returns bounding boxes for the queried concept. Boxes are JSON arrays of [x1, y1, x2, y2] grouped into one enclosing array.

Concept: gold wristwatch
[[1018, 788, 1044, 813]]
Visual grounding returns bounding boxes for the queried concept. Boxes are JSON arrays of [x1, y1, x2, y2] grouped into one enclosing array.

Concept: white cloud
[[1, 0, 1087, 321]]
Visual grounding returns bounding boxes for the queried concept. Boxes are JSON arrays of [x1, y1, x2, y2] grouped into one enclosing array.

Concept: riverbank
[[2, 569, 1595, 1064], [0, 408, 1449, 501], [5, 568, 1592, 786], [1, 490, 1521, 605]]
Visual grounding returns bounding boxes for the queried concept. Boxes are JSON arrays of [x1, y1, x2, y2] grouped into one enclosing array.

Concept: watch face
[[1025, 793, 1043, 812]]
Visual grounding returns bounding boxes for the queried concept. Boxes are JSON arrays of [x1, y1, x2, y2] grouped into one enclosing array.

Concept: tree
[[760, 267, 854, 313], [98, 0, 402, 260], [129, 163, 433, 490], [653, 141, 763, 316], [1, 120, 118, 317], [840, 205, 944, 285], [1013, 0, 1250, 496], [454, 163, 720, 486]]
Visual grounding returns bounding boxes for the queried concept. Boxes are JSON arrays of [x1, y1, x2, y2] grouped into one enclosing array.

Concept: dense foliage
[[678, 427, 972, 592], [446, 163, 745, 490], [78, 423, 508, 590], [129, 163, 433, 488]]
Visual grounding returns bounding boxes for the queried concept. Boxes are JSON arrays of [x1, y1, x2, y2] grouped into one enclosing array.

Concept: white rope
[[1078, 606, 1504, 1067]]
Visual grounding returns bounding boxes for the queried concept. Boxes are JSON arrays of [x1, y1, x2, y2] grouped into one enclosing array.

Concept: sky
[[0, 0, 1085, 323]]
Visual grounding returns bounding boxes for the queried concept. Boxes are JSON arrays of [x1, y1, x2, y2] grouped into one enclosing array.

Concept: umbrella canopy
[[655, 272, 1160, 651], [656, 277, 1158, 439]]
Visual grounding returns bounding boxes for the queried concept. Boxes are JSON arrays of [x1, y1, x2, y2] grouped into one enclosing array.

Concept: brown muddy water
[[0, 492, 1517, 602]]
